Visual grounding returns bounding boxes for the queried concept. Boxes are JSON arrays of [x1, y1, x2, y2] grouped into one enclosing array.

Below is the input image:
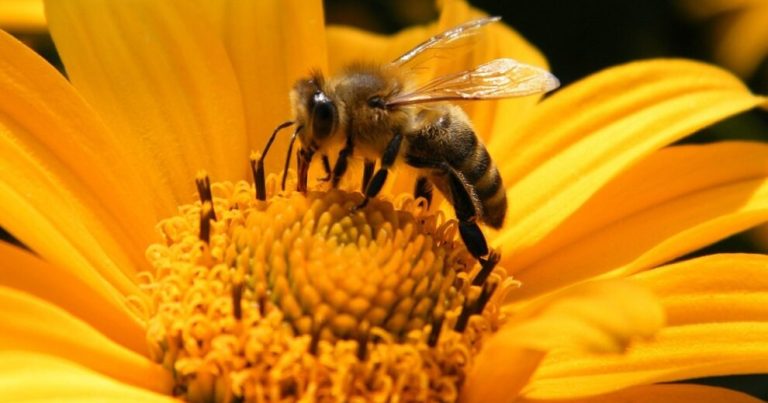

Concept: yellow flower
[[1, 0, 768, 402], [681, 0, 768, 77]]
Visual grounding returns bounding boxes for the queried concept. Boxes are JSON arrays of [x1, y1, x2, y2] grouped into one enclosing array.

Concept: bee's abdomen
[[454, 134, 507, 229]]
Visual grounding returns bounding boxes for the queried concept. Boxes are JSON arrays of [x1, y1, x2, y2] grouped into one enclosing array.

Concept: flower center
[[138, 169, 516, 402]]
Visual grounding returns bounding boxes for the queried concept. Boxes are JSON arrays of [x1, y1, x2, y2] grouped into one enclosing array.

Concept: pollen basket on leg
[[141, 173, 513, 402]]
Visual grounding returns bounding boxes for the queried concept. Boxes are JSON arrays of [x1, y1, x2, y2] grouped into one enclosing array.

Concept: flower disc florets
[[139, 173, 515, 402]]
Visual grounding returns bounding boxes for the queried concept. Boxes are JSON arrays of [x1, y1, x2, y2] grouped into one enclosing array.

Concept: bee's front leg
[[317, 155, 332, 182], [297, 147, 314, 193]]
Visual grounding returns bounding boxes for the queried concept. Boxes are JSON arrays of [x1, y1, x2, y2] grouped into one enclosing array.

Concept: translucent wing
[[386, 58, 560, 106], [392, 16, 501, 70]]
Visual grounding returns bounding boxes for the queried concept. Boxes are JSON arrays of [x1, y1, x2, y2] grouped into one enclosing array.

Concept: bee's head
[[290, 73, 339, 150]]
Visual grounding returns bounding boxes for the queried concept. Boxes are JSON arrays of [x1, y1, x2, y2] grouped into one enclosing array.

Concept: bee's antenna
[[252, 120, 294, 200], [281, 125, 303, 190]]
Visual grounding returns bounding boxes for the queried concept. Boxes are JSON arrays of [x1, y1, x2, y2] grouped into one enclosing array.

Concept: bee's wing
[[392, 16, 501, 70], [386, 58, 559, 106]]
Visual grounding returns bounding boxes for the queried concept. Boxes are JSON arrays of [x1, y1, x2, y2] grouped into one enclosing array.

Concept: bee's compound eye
[[368, 96, 386, 109], [311, 92, 337, 139]]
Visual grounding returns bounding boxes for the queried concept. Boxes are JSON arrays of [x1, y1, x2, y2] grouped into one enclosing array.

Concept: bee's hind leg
[[404, 155, 500, 282], [446, 170, 500, 285]]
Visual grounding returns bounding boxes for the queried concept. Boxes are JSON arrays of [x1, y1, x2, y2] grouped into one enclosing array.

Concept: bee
[[258, 17, 559, 275]]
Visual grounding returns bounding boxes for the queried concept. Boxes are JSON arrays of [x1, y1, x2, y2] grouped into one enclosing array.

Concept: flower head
[[1, 0, 768, 402]]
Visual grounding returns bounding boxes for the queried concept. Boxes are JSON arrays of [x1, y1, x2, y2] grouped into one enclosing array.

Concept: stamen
[[232, 282, 243, 321], [308, 320, 324, 356], [250, 151, 267, 201], [356, 321, 371, 360], [195, 171, 216, 220], [198, 201, 213, 243]]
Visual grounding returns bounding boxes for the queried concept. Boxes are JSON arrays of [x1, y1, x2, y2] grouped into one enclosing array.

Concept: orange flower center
[[138, 171, 516, 402]]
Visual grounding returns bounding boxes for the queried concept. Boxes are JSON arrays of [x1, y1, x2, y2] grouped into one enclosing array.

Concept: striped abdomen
[[449, 125, 507, 229]]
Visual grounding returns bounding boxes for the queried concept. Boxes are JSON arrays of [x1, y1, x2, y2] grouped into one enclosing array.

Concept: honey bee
[[259, 17, 559, 275]]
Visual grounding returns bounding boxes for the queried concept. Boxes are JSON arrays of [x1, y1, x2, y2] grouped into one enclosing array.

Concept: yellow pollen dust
[[139, 173, 514, 402]]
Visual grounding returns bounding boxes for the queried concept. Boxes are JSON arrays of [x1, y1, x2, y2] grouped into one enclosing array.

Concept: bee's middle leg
[[362, 159, 375, 193], [331, 137, 354, 188], [358, 134, 403, 209]]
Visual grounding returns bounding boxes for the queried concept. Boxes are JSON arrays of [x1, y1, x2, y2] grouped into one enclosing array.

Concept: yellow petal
[[467, 279, 664, 402], [0, 30, 155, 297], [212, 0, 327, 175], [507, 279, 664, 353], [326, 25, 421, 73], [0, 0, 45, 31], [0, 39, 159, 304], [0, 179, 142, 299], [522, 254, 768, 399], [492, 60, 766, 257], [525, 322, 768, 399], [45, 0, 248, 208], [712, 4, 768, 77], [461, 346, 544, 403], [0, 286, 172, 394], [504, 142, 768, 303], [0, 351, 174, 402], [518, 384, 765, 403], [0, 242, 146, 355], [633, 254, 768, 325]]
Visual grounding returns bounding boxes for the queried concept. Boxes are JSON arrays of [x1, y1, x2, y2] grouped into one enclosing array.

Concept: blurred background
[[3, 0, 768, 399]]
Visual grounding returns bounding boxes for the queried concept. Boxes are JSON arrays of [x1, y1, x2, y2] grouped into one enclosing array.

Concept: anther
[[250, 151, 267, 201], [232, 282, 244, 320], [472, 249, 501, 286], [199, 201, 214, 243], [195, 172, 216, 220], [428, 316, 444, 347]]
